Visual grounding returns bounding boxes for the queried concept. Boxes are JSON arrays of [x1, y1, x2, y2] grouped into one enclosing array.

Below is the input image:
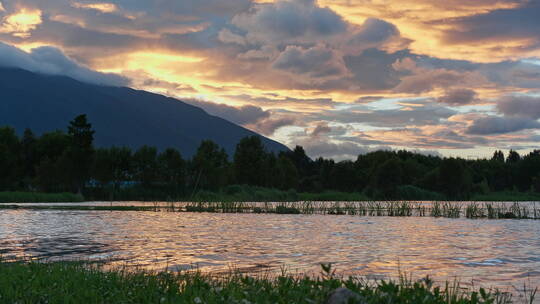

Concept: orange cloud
[[71, 2, 118, 13], [0, 7, 42, 38]]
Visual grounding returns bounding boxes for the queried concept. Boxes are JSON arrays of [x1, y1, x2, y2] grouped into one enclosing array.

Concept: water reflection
[[0, 209, 539, 292]]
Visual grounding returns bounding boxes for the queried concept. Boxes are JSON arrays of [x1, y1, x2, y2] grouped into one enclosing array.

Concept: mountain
[[0, 67, 289, 157]]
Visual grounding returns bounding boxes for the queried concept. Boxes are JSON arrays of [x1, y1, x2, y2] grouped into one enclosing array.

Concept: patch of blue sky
[[521, 58, 540, 66]]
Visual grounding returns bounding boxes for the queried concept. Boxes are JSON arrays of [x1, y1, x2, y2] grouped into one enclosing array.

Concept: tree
[[192, 140, 229, 191], [234, 136, 267, 186], [0, 127, 21, 190], [158, 148, 186, 194], [21, 129, 37, 184], [491, 150, 505, 162], [439, 158, 472, 199], [133, 146, 158, 187], [66, 114, 95, 192], [506, 150, 521, 163], [35, 157, 62, 192], [93, 147, 132, 199], [274, 155, 299, 190], [372, 158, 403, 199]]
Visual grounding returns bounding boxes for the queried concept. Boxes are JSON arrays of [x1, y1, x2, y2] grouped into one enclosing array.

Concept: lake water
[[1, 207, 539, 297]]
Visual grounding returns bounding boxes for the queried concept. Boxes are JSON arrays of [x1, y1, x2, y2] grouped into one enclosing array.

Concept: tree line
[[1, 114, 540, 200]]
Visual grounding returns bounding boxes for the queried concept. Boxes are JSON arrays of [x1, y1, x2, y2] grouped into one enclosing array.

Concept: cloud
[[392, 58, 488, 94], [437, 88, 478, 105], [311, 123, 332, 136], [184, 98, 297, 136], [218, 28, 247, 45], [344, 18, 410, 54], [442, 2, 540, 45], [0, 42, 128, 86], [302, 140, 369, 160], [272, 44, 348, 78], [466, 116, 540, 135], [71, 2, 118, 13], [321, 101, 457, 127], [344, 48, 407, 90], [497, 95, 540, 119], [0, 7, 42, 38], [184, 99, 270, 125], [231, 0, 347, 44], [0, 2, 5, 12], [251, 117, 296, 136]]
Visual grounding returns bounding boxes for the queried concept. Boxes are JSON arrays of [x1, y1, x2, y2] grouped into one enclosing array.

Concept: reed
[[2, 200, 539, 220]]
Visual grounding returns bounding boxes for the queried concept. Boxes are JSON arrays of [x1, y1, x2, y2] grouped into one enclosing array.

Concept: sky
[[1, 0, 540, 160]]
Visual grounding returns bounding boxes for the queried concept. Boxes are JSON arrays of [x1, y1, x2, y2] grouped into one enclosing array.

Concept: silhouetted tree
[[158, 148, 186, 194], [66, 114, 95, 192], [439, 158, 472, 199], [192, 140, 229, 191], [234, 136, 267, 186], [133, 146, 158, 187], [506, 150, 521, 163], [0, 127, 20, 190], [492, 150, 505, 162]]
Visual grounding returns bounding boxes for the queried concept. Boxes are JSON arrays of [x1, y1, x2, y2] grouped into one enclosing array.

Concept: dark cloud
[[311, 123, 332, 136], [437, 88, 478, 105], [252, 117, 296, 135], [344, 48, 408, 90], [392, 58, 488, 94], [231, 0, 347, 43], [321, 102, 457, 127], [0, 41, 128, 85], [349, 18, 399, 44], [184, 99, 270, 125], [497, 95, 540, 119], [272, 44, 346, 78], [466, 116, 540, 135], [442, 2, 540, 44]]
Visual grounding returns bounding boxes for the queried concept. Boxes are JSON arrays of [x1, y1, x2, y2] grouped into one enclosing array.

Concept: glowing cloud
[[0, 8, 42, 38], [0, 2, 5, 12], [71, 2, 118, 13]]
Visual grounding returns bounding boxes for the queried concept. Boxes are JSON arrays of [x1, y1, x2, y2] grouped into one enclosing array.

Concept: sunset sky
[[1, 0, 540, 160]]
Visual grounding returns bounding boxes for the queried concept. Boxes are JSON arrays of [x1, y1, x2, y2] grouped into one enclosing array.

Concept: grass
[[0, 191, 84, 203], [0, 260, 531, 304]]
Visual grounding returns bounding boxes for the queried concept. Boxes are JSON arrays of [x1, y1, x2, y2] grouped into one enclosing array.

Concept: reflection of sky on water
[[0, 209, 539, 293]]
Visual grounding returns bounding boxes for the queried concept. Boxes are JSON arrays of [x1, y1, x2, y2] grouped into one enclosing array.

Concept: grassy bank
[[0, 261, 529, 304], [0, 191, 84, 203]]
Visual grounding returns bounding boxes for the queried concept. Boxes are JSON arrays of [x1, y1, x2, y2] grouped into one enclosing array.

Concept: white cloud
[[0, 42, 128, 86]]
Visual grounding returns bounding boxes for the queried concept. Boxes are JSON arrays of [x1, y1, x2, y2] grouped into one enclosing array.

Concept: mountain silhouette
[[0, 67, 289, 156]]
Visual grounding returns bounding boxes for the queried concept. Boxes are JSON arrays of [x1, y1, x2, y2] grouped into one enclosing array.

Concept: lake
[[1, 206, 539, 295]]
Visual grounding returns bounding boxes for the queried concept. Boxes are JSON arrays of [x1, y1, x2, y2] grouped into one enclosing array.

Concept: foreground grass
[[0, 261, 525, 304], [0, 191, 84, 203]]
